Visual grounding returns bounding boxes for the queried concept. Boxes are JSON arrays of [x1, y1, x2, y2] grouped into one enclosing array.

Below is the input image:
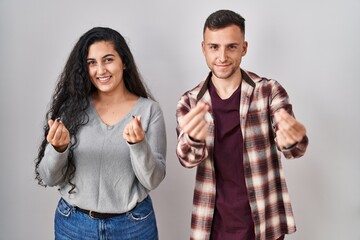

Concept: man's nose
[[218, 48, 227, 62]]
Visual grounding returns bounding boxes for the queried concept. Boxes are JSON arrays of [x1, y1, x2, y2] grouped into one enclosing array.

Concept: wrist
[[283, 142, 297, 150]]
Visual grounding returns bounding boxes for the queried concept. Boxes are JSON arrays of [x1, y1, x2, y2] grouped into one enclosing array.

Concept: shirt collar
[[197, 69, 255, 101]]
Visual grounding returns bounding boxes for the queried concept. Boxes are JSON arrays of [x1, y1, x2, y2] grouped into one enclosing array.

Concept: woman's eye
[[87, 60, 96, 66], [104, 58, 114, 63]]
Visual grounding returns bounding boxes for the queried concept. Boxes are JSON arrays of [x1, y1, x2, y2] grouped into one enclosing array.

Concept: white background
[[1, 0, 359, 239]]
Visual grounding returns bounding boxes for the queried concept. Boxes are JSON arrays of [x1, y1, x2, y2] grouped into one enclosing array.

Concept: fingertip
[[204, 104, 210, 110], [275, 108, 283, 114], [280, 108, 289, 115], [198, 101, 209, 111], [274, 109, 284, 119], [197, 101, 205, 108]]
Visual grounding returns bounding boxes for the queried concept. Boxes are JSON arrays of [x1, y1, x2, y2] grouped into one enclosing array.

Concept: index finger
[[47, 119, 61, 140], [131, 116, 143, 131], [181, 102, 208, 125]]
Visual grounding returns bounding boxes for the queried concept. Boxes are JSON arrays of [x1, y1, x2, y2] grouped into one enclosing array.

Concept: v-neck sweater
[[39, 97, 166, 213]]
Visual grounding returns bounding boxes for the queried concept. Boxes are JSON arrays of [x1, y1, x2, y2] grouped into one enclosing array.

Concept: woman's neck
[[93, 88, 135, 106]]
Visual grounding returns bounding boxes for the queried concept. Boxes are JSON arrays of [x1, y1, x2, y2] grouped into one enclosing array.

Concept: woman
[[35, 27, 166, 239]]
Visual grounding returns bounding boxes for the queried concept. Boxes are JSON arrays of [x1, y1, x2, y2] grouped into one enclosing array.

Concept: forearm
[[38, 144, 69, 186], [176, 130, 208, 168], [269, 81, 309, 158], [129, 137, 166, 190], [176, 94, 209, 168], [129, 108, 167, 190]]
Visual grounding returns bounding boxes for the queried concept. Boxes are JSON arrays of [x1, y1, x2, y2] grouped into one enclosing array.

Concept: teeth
[[98, 77, 110, 81]]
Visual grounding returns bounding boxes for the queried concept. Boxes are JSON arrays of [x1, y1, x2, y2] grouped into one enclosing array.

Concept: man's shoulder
[[181, 80, 206, 97], [243, 69, 269, 82], [243, 69, 281, 87]]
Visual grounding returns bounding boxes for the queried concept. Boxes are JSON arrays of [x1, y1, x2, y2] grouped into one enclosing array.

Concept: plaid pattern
[[176, 69, 308, 240]]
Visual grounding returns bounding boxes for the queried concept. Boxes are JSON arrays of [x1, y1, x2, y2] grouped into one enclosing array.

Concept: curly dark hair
[[35, 27, 152, 193]]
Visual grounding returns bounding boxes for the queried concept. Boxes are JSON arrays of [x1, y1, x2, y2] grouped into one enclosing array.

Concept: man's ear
[[201, 41, 205, 54], [242, 41, 248, 56]]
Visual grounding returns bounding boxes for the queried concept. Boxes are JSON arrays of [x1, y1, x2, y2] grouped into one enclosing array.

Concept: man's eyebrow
[[206, 43, 219, 46], [227, 43, 240, 46], [206, 42, 239, 46]]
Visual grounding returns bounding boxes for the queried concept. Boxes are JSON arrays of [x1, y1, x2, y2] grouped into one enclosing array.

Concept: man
[[176, 9, 308, 240]]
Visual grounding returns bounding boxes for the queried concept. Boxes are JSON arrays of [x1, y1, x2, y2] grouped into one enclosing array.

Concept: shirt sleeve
[[128, 103, 166, 191], [270, 80, 309, 159], [38, 144, 69, 187], [175, 93, 208, 168], [282, 135, 309, 159]]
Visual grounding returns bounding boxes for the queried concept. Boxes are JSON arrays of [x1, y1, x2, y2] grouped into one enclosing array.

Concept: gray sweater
[[39, 97, 166, 213]]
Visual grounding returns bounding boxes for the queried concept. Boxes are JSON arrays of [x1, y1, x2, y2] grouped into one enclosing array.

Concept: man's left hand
[[274, 108, 306, 149]]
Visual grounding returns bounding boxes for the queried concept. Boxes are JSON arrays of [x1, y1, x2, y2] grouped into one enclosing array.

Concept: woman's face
[[87, 41, 126, 95]]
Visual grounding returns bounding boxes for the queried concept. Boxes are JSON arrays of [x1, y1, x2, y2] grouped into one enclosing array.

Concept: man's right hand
[[179, 102, 209, 141], [47, 118, 70, 153]]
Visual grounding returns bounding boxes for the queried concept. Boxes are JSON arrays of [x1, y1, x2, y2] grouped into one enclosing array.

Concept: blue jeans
[[54, 195, 158, 240]]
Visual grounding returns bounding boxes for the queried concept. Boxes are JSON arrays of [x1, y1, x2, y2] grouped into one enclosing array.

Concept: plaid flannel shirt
[[176, 69, 309, 240]]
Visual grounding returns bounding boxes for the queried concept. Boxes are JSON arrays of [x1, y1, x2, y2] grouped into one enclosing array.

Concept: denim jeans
[[54, 195, 158, 240]]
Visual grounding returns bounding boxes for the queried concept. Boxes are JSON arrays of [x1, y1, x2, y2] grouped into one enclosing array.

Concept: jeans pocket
[[56, 198, 73, 217], [127, 196, 154, 221]]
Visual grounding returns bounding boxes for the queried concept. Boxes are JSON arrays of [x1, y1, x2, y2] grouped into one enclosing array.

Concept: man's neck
[[211, 71, 242, 99]]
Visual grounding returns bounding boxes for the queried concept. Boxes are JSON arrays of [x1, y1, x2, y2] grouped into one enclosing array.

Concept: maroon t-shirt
[[209, 79, 255, 240]]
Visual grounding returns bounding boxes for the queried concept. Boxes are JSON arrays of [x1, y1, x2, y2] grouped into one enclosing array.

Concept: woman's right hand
[[46, 118, 70, 153]]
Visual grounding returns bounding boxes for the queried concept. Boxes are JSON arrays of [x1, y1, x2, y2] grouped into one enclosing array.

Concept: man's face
[[202, 24, 247, 81]]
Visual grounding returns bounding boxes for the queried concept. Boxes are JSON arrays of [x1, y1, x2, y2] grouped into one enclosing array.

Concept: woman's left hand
[[123, 115, 145, 144]]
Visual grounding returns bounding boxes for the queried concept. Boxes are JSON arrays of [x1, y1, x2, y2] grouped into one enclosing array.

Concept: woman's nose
[[97, 64, 107, 75]]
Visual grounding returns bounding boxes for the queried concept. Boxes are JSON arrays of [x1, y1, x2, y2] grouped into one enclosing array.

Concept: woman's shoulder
[[136, 97, 164, 123], [138, 97, 161, 109]]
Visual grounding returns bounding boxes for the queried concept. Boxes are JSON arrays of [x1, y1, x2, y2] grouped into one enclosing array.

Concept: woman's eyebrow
[[102, 54, 115, 58]]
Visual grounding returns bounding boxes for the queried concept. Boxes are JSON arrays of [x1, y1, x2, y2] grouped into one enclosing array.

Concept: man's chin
[[212, 71, 233, 80]]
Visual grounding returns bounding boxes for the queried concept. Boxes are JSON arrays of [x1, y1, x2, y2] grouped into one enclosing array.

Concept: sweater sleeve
[[128, 103, 166, 191], [38, 144, 69, 187]]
